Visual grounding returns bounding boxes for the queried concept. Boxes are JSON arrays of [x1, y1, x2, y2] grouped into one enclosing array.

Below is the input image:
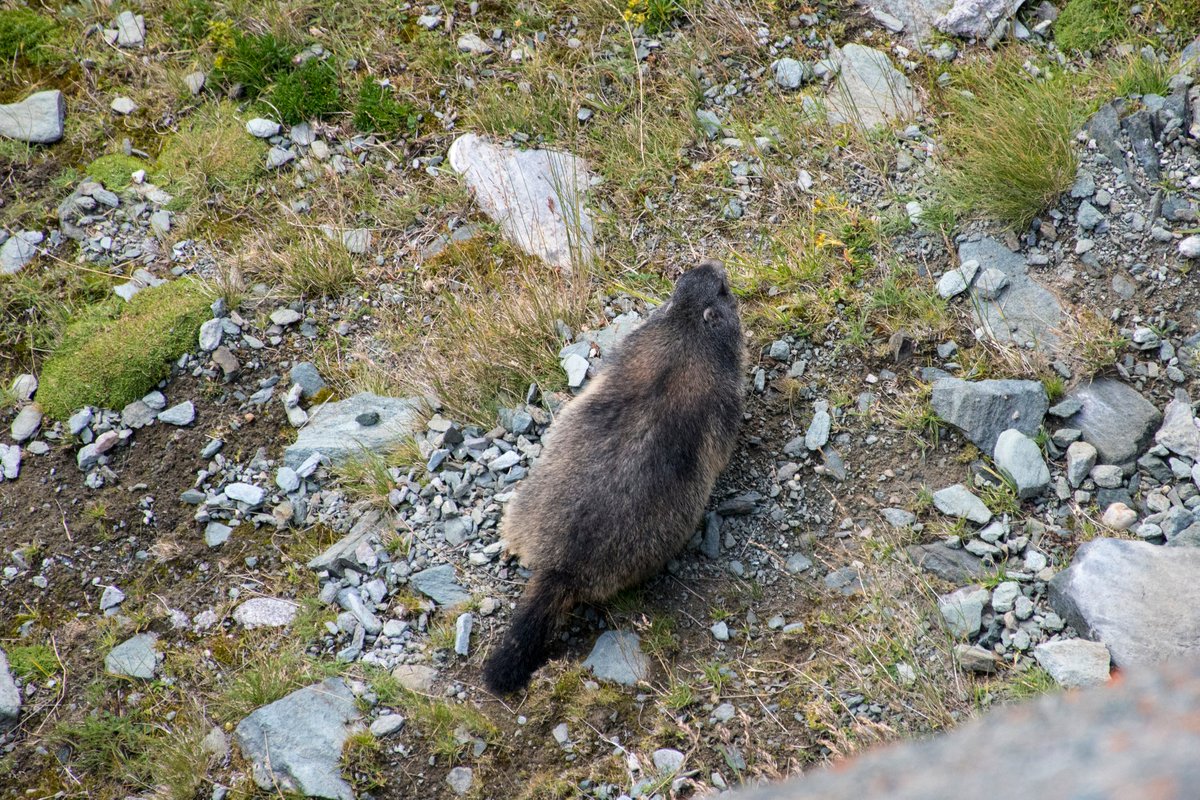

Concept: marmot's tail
[[483, 570, 575, 694]]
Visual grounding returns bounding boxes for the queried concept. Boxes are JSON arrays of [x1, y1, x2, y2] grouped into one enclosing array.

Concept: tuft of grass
[[342, 730, 388, 792], [390, 236, 592, 424], [155, 101, 266, 209], [354, 79, 418, 135], [396, 689, 498, 760], [210, 28, 296, 98], [1111, 55, 1171, 97], [37, 279, 210, 419], [85, 154, 147, 191], [939, 59, 1088, 230], [163, 0, 218, 43], [6, 643, 60, 680], [267, 58, 343, 125], [1008, 665, 1057, 698], [52, 712, 156, 787], [1055, 0, 1130, 53], [0, 7, 59, 64], [209, 641, 336, 723], [272, 229, 358, 298]]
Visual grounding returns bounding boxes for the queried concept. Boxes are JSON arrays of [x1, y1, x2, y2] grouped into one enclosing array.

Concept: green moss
[[1055, 0, 1129, 52], [163, 0, 217, 43], [353, 79, 417, 135], [37, 279, 211, 418], [211, 30, 295, 98], [6, 644, 60, 679], [267, 58, 342, 124], [155, 101, 264, 206], [84, 154, 147, 190], [0, 8, 59, 64]]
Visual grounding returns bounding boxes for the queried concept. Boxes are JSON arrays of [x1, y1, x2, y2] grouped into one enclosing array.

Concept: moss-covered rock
[[85, 154, 147, 190], [37, 279, 210, 419]]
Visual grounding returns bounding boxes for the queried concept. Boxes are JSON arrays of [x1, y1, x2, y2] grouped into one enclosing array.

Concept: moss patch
[[37, 279, 210, 418], [267, 58, 343, 124], [210, 28, 295, 98], [0, 8, 59, 64], [85, 154, 147, 190], [1055, 0, 1130, 52], [155, 102, 265, 208], [353, 79, 417, 135]]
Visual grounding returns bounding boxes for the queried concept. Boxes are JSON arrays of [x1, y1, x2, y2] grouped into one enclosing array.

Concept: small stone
[[711, 621, 730, 642], [266, 146, 295, 169], [1066, 441, 1098, 488], [110, 96, 137, 115], [1090, 465, 1124, 489], [157, 401, 195, 426], [937, 268, 968, 298], [391, 664, 437, 693], [1101, 502, 1137, 531], [582, 630, 649, 686], [233, 598, 299, 629], [653, 748, 686, 774], [939, 585, 989, 639], [933, 484, 992, 525], [773, 57, 813, 89], [225, 482, 265, 506], [11, 405, 42, 443], [446, 767, 473, 795], [993, 428, 1050, 499], [246, 118, 281, 138], [271, 308, 302, 326], [1033, 639, 1111, 689], [562, 353, 589, 387], [369, 714, 405, 737], [289, 362, 326, 398], [184, 71, 206, 95], [100, 585, 125, 612], [105, 633, 159, 679], [198, 318, 223, 351], [454, 612, 473, 656], [276, 467, 301, 493], [954, 644, 1000, 673], [1179, 235, 1200, 259], [205, 522, 233, 547], [990, 581, 1021, 613], [785, 552, 813, 573], [805, 400, 831, 450]]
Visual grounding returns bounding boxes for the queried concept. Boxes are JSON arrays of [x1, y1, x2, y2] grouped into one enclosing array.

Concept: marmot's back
[[486, 260, 744, 693]]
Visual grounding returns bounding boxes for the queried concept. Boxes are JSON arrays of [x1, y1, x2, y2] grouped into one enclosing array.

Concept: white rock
[[0, 90, 64, 144], [457, 34, 492, 54], [225, 482, 265, 506], [1180, 235, 1200, 259], [113, 11, 145, 47], [233, 598, 299, 629], [562, 353, 589, 387], [1100, 502, 1137, 531], [246, 118, 281, 138], [110, 97, 137, 115], [937, 268, 968, 299]]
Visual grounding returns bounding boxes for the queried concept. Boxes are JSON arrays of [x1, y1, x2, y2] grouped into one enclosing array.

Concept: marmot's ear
[[703, 306, 715, 322]]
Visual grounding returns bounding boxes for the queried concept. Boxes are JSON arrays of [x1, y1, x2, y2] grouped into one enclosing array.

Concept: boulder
[[1065, 379, 1161, 468], [931, 377, 1047, 454], [0, 90, 65, 144], [284, 392, 422, 469], [826, 45, 921, 130]]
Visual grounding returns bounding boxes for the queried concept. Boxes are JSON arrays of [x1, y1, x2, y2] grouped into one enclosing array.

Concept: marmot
[[483, 260, 744, 694]]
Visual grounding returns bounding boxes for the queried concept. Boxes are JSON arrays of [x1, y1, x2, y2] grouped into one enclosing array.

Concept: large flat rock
[[826, 44, 921, 131], [234, 677, 362, 800], [284, 393, 422, 469], [930, 377, 1046, 454], [1048, 538, 1200, 667], [448, 133, 595, 272], [0, 90, 65, 144], [734, 658, 1200, 799], [1065, 379, 1161, 468], [958, 237, 1064, 353]]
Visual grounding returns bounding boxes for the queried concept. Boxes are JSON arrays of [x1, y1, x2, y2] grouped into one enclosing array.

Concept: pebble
[[1101, 502, 1138, 531], [157, 401, 195, 426], [246, 118, 281, 138]]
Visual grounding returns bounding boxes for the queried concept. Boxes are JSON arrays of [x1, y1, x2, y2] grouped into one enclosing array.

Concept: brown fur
[[483, 260, 744, 693]]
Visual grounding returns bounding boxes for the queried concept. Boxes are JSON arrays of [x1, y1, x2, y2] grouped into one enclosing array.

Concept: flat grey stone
[[933, 484, 992, 525], [337, 588, 383, 635], [121, 399, 156, 428], [307, 510, 382, 575], [773, 57, 813, 89], [113, 10, 144, 46], [0, 648, 19, 727], [906, 543, 988, 583], [0, 444, 20, 480], [993, 428, 1049, 499], [266, 146, 294, 169], [583, 630, 650, 686], [246, 118, 280, 138], [931, 376, 1047, 454], [110, 96, 136, 115], [446, 766, 474, 795], [958, 237, 1064, 352], [290, 362, 326, 398], [0, 231, 40, 273], [826, 44, 921, 130], [391, 664, 437, 693], [936, 0, 1015, 38], [938, 585, 989, 639], [284, 392, 422, 469], [882, 508, 917, 528], [11, 404, 42, 443], [454, 612, 473, 656], [1066, 441, 1098, 488], [157, 401, 195, 426], [225, 482, 265, 506], [653, 748, 686, 774], [233, 598, 299, 629], [198, 318, 222, 351], [972, 267, 1009, 300], [369, 713, 405, 737], [1034, 639, 1111, 689], [99, 585, 125, 611], [1155, 390, 1200, 461], [785, 552, 813, 573], [205, 521, 232, 547], [105, 633, 159, 679], [408, 564, 470, 607], [448, 133, 595, 272], [0, 90, 65, 144], [805, 401, 831, 450], [234, 678, 361, 800], [1065, 379, 1161, 468], [276, 467, 301, 493], [1049, 538, 1200, 667]]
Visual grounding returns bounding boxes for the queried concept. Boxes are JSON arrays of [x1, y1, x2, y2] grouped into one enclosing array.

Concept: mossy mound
[[85, 154, 147, 190], [37, 279, 210, 419], [155, 102, 265, 208], [0, 8, 59, 64], [267, 59, 342, 124], [353, 80, 417, 135]]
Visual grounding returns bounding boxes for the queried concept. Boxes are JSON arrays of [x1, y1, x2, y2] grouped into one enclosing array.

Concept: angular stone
[[157, 401, 195, 426], [958, 237, 1064, 352], [906, 543, 988, 583], [826, 44, 921, 131], [233, 598, 299, 629], [1048, 539, 1200, 667], [993, 429, 1049, 499], [408, 564, 470, 607], [0, 90, 65, 144], [1034, 639, 1111, 689], [938, 585, 989, 639], [0, 648, 20, 728], [1065, 441, 1097, 488], [11, 404, 42, 443], [448, 133, 595, 272], [582, 630, 650, 686], [931, 377, 1047, 454], [105, 633, 159, 679], [225, 482, 265, 506], [933, 484, 992, 525], [284, 392, 422, 469], [1154, 390, 1200, 461], [1065, 379, 1162, 468], [391, 664, 437, 693], [234, 678, 361, 800]]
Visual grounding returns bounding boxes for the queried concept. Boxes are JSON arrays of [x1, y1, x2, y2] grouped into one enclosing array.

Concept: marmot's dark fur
[[483, 260, 744, 694]]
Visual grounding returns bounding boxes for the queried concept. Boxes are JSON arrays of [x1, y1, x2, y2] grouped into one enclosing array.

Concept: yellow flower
[[514, 18, 522, 27]]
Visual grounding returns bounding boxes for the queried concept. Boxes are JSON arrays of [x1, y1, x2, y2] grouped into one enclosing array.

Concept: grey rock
[[1066, 379, 1161, 467], [271, 308, 302, 326], [1180, 235, 1200, 259], [448, 133, 595, 272], [392, 664, 437, 693], [0, 90, 65, 144], [233, 598, 299, 629], [409, 564, 470, 607], [1155, 390, 1200, 460], [653, 748, 686, 774], [957, 237, 1064, 352], [337, 588, 383, 634], [306, 510, 381, 575], [205, 522, 233, 547], [457, 33, 493, 54], [931, 376, 1047, 453], [120, 399, 155, 428], [157, 401, 195, 426], [340, 228, 371, 254], [276, 467, 301, 493], [183, 71, 206, 95], [993, 428, 1050, 499], [882, 508, 917, 528], [954, 643, 1001, 673], [972, 267, 1009, 300], [1034, 639, 1111, 689], [99, 585, 125, 612], [711, 621, 730, 642], [938, 585, 989, 639], [773, 57, 813, 89], [1076, 201, 1103, 230], [824, 566, 863, 595], [266, 146, 295, 169], [113, 10, 145, 46], [110, 96, 136, 115], [1066, 441, 1098, 488], [198, 318, 223, 351], [933, 484, 992, 525], [785, 552, 813, 573], [0, 648, 19, 727], [11, 404, 42, 443], [105, 633, 159, 679], [0, 444, 19, 480], [1049, 538, 1200, 667], [826, 44, 921, 131], [990, 581, 1021, 613], [806, 400, 831, 450], [454, 612, 473, 656], [937, 268, 969, 298], [369, 714, 405, 737], [284, 393, 421, 469], [936, 0, 1016, 38], [447, 767, 474, 795], [0, 231, 40, 273], [906, 543, 988, 583], [246, 118, 280, 138], [225, 482, 265, 506], [582, 630, 650, 686], [289, 362, 326, 399], [1090, 465, 1124, 489], [234, 678, 361, 800]]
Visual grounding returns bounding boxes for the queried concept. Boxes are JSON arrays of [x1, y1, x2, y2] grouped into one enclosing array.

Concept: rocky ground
[[2, 0, 1200, 798]]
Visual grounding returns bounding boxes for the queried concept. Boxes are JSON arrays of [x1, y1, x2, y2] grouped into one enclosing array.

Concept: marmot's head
[[665, 260, 741, 339]]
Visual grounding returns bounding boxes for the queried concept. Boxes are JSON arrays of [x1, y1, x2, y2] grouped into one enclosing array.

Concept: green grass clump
[[0, 7, 59, 64], [6, 644, 60, 680], [210, 28, 295, 98], [1111, 55, 1171, 97], [939, 61, 1088, 230], [37, 279, 210, 418], [1055, 0, 1129, 52], [267, 59, 342, 124], [85, 154, 146, 190], [273, 230, 358, 298], [156, 101, 265, 207], [353, 79, 417, 135], [52, 712, 156, 786], [163, 0, 217, 43]]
